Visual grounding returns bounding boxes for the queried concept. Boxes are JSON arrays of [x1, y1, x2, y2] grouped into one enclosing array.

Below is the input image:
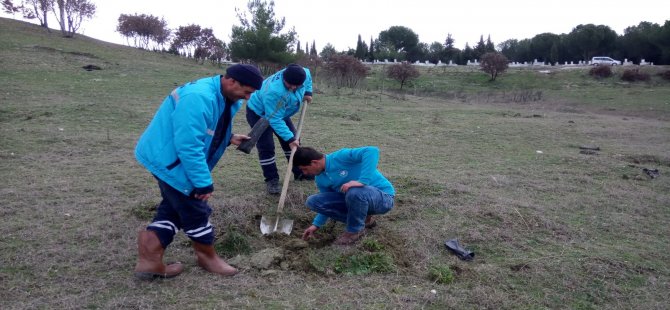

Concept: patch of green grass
[[392, 176, 444, 197], [128, 200, 158, 220], [361, 239, 384, 252], [216, 228, 251, 256], [305, 247, 342, 273], [428, 265, 454, 284], [334, 252, 395, 275]]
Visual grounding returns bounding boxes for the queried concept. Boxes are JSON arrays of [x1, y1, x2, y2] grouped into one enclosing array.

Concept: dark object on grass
[[579, 145, 600, 151], [82, 64, 101, 71], [580, 150, 598, 155], [445, 239, 474, 261], [643, 168, 660, 179]]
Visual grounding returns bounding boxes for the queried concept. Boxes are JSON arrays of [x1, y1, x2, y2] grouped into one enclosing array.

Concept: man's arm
[[172, 93, 214, 194], [265, 92, 295, 143], [302, 69, 313, 103]]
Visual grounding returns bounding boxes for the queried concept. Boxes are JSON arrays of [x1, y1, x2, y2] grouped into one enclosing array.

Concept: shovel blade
[[260, 216, 294, 235]]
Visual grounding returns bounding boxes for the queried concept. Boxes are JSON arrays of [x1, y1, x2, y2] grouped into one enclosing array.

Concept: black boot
[[266, 178, 280, 195]]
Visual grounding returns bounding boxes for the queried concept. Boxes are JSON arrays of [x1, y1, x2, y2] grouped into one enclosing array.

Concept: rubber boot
[[265, 178, 281, 195], [134, 230, 184, 280], [192, 242, 238, 276]]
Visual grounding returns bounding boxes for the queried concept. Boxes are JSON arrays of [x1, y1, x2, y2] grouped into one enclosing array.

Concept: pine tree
[[368, 36, 375, 61], [485, 35, 495, 52], [355, 34, 366, 60]]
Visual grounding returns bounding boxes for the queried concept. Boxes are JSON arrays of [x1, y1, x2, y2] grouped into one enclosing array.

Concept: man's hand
[[302, 225, 319, 240], [289, 140, 300, 150], [194, 193, 212, 201], [303, 95, 312, 104], [340, 180, 364, 193], [230, 134, 250, 146]]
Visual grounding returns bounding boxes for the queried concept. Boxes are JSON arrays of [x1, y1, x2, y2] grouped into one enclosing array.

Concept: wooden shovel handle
[[276, 102, 308, 214]]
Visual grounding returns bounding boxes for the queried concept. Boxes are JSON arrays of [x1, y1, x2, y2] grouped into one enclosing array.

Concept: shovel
[[238, 100, 284, 154], [260, 101, 308, 235]]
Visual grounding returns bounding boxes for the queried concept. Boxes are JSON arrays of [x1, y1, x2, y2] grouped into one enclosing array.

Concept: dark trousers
[[147, 177, 215, 247], [245, 106, 301, 182]]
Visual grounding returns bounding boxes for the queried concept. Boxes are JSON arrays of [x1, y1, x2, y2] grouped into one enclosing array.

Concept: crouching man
[[293, 146, 395, 245]]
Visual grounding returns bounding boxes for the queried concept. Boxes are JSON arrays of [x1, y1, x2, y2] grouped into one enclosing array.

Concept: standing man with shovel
[[133, 64, 264, 280], [244, 64, 313, 195], [293, 146, 396, 245]]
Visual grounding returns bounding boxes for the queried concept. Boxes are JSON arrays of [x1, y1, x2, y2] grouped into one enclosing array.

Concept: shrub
[[621, 69, 651, 82], [589, 65, 612, 78], [480, 52, 509, 81], [322, 54, 369, 88], [657, 70, 670, 81], [386, 62, 420, 89]]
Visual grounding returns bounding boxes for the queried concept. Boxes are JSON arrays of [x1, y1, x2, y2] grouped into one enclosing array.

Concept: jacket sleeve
[[171, 93, 213, 190], [266, 91, 295, 143], [312, 213, 328, 227], [303, 69, 313, 97], [344, 146, 380, 185]]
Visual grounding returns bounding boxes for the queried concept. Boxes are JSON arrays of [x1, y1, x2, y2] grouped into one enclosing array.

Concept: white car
[[591, 56, 621, 66]]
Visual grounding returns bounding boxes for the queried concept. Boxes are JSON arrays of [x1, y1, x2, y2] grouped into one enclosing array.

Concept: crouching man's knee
[[305, 194, 319, 212]]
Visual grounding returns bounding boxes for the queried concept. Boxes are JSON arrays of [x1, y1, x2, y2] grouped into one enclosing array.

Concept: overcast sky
[[3, 0, 668, 51]]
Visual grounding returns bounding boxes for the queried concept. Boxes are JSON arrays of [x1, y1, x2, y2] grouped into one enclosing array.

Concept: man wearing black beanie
[[245, 63, 314, 194], [133, 64, 263, 280]]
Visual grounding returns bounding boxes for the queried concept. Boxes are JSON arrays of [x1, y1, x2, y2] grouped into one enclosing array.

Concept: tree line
[[349, 22, 670, 66], [4, 0, 669, 65]]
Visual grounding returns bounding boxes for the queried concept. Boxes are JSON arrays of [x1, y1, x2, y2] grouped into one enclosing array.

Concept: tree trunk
[[41, 7, 49, 30], [56, 0, 66, 37]]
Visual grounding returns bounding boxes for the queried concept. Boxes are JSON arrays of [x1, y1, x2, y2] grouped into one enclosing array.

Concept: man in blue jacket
[[292, 146, 395, 245], [133, 64, 263, 280], [245, 64, 313, 194]]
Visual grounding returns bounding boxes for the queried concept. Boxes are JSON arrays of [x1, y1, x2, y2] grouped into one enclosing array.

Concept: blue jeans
[[306, 186, 394, 233]]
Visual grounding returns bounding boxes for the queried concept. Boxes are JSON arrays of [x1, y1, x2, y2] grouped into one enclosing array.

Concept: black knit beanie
[[226, 64, 263, 90], [282, 64, 306, 85]]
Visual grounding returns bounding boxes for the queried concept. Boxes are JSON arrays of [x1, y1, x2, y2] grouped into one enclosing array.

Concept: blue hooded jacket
[[246, 67, 313, 143], [135, 75, 241, 196]]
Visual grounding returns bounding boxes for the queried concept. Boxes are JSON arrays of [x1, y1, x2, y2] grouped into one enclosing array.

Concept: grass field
[[1, 17, 669, 309]]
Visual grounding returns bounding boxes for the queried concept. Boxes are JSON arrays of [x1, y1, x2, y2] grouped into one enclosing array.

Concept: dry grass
[[1, 17, 669, 309]]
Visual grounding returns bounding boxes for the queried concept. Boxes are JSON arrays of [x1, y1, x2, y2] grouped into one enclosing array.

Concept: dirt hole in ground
[[222, 214, 414, 276]]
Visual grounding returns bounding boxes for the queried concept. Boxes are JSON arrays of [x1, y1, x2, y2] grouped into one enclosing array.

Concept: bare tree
[[116, 13, 170, 50], [171, 24, 202, 57], [2, 0, 21, 15], [385, 62, 420, 90], [21, 0, 52, 29], [480, 52, 509, 81], [195, 28, 224, 64], [323, 55, 369, 88], [52, 0, 95, 37]]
